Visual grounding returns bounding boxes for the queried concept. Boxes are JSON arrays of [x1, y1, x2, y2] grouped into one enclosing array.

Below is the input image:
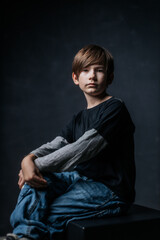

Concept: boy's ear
[[72, 72, 79, 85]]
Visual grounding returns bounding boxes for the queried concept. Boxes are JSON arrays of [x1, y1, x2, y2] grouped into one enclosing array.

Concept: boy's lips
[[86, 83, 97, 87]]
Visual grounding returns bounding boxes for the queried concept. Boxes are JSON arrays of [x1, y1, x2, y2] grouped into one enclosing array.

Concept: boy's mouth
[[87, 83, 97, 87]]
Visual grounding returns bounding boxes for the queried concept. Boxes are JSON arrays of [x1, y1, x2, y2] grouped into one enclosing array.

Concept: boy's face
[[72, 64, 109, 97]]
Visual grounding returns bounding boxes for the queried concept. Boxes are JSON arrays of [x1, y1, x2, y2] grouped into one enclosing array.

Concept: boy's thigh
[[41, 170, 81, 199], [47, 178, 122, 226]]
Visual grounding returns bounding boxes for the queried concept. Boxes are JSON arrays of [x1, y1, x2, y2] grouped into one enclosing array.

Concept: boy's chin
[[85, 90, 107, 97]]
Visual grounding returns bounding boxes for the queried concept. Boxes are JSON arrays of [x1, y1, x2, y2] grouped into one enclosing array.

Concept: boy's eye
[[82, 68, 104, 73], [97, 69, 104, 72]]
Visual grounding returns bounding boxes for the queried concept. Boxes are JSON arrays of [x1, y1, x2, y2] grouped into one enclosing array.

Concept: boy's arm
[[19, 129, 104, 189], [30, 136, 69, 157], [19, 119, 73, 188], [34, 129, 107, 172]]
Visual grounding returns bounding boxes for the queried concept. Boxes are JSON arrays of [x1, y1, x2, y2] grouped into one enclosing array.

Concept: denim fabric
[[10, 171, 127, 240]]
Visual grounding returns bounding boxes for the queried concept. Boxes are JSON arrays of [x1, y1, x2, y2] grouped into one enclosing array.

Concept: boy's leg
[[9, 172, 80, 239], [10, 183, 49, 239], [47, 175, 128, 239]]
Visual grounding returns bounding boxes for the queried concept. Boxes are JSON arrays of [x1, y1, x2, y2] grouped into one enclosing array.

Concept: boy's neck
[[85, 92, 112, 109]]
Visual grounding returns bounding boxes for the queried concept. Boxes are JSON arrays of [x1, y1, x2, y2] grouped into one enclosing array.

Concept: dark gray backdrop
[[1, 0, 160, 235]]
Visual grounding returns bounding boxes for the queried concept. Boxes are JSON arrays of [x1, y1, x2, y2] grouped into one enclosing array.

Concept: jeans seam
[[27, 197, 40, 217]]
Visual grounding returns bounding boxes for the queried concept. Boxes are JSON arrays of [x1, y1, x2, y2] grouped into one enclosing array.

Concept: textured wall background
[[1, 0, 160, 235]]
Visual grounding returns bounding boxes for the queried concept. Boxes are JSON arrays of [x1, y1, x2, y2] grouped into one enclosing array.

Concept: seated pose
[[6, 44, 136, 240]]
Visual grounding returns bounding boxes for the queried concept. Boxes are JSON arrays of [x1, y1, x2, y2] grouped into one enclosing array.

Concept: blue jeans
[[10, 171, 128, 239]]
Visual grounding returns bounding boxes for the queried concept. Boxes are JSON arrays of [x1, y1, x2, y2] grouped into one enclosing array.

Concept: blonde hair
[[72, 44, 114, 78]]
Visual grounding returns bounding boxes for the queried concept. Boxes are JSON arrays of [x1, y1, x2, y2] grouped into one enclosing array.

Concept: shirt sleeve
[[30, 136, 69, 157], [34, 128, 107, 172]]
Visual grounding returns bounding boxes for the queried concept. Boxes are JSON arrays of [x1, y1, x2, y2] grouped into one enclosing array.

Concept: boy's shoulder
[[94, 96, 125, 113], [99, 96, 125, 115], [104, 96, 124, 106]]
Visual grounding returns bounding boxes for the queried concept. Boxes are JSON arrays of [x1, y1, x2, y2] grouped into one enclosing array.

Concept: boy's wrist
[[21, 154, 37, 167]]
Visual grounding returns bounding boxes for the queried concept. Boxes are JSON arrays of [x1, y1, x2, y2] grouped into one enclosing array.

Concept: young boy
[[6, 44, 135, 240]]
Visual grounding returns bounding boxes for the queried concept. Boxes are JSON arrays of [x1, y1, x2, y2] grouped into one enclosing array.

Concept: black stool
[[66, 204, 160, 240]]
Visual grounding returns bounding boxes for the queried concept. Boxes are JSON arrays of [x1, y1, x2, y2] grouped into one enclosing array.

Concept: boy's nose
[[89, 70, 96, 80]]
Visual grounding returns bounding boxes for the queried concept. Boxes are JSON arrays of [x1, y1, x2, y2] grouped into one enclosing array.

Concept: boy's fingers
[[26, 175, 48, 188], [27, 183, 47, 189], [34, 176, 47, 184], [28, 183, 47, 189]]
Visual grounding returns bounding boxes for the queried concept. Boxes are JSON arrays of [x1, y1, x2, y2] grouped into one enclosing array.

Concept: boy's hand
[[21, 154, 48, 189]]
